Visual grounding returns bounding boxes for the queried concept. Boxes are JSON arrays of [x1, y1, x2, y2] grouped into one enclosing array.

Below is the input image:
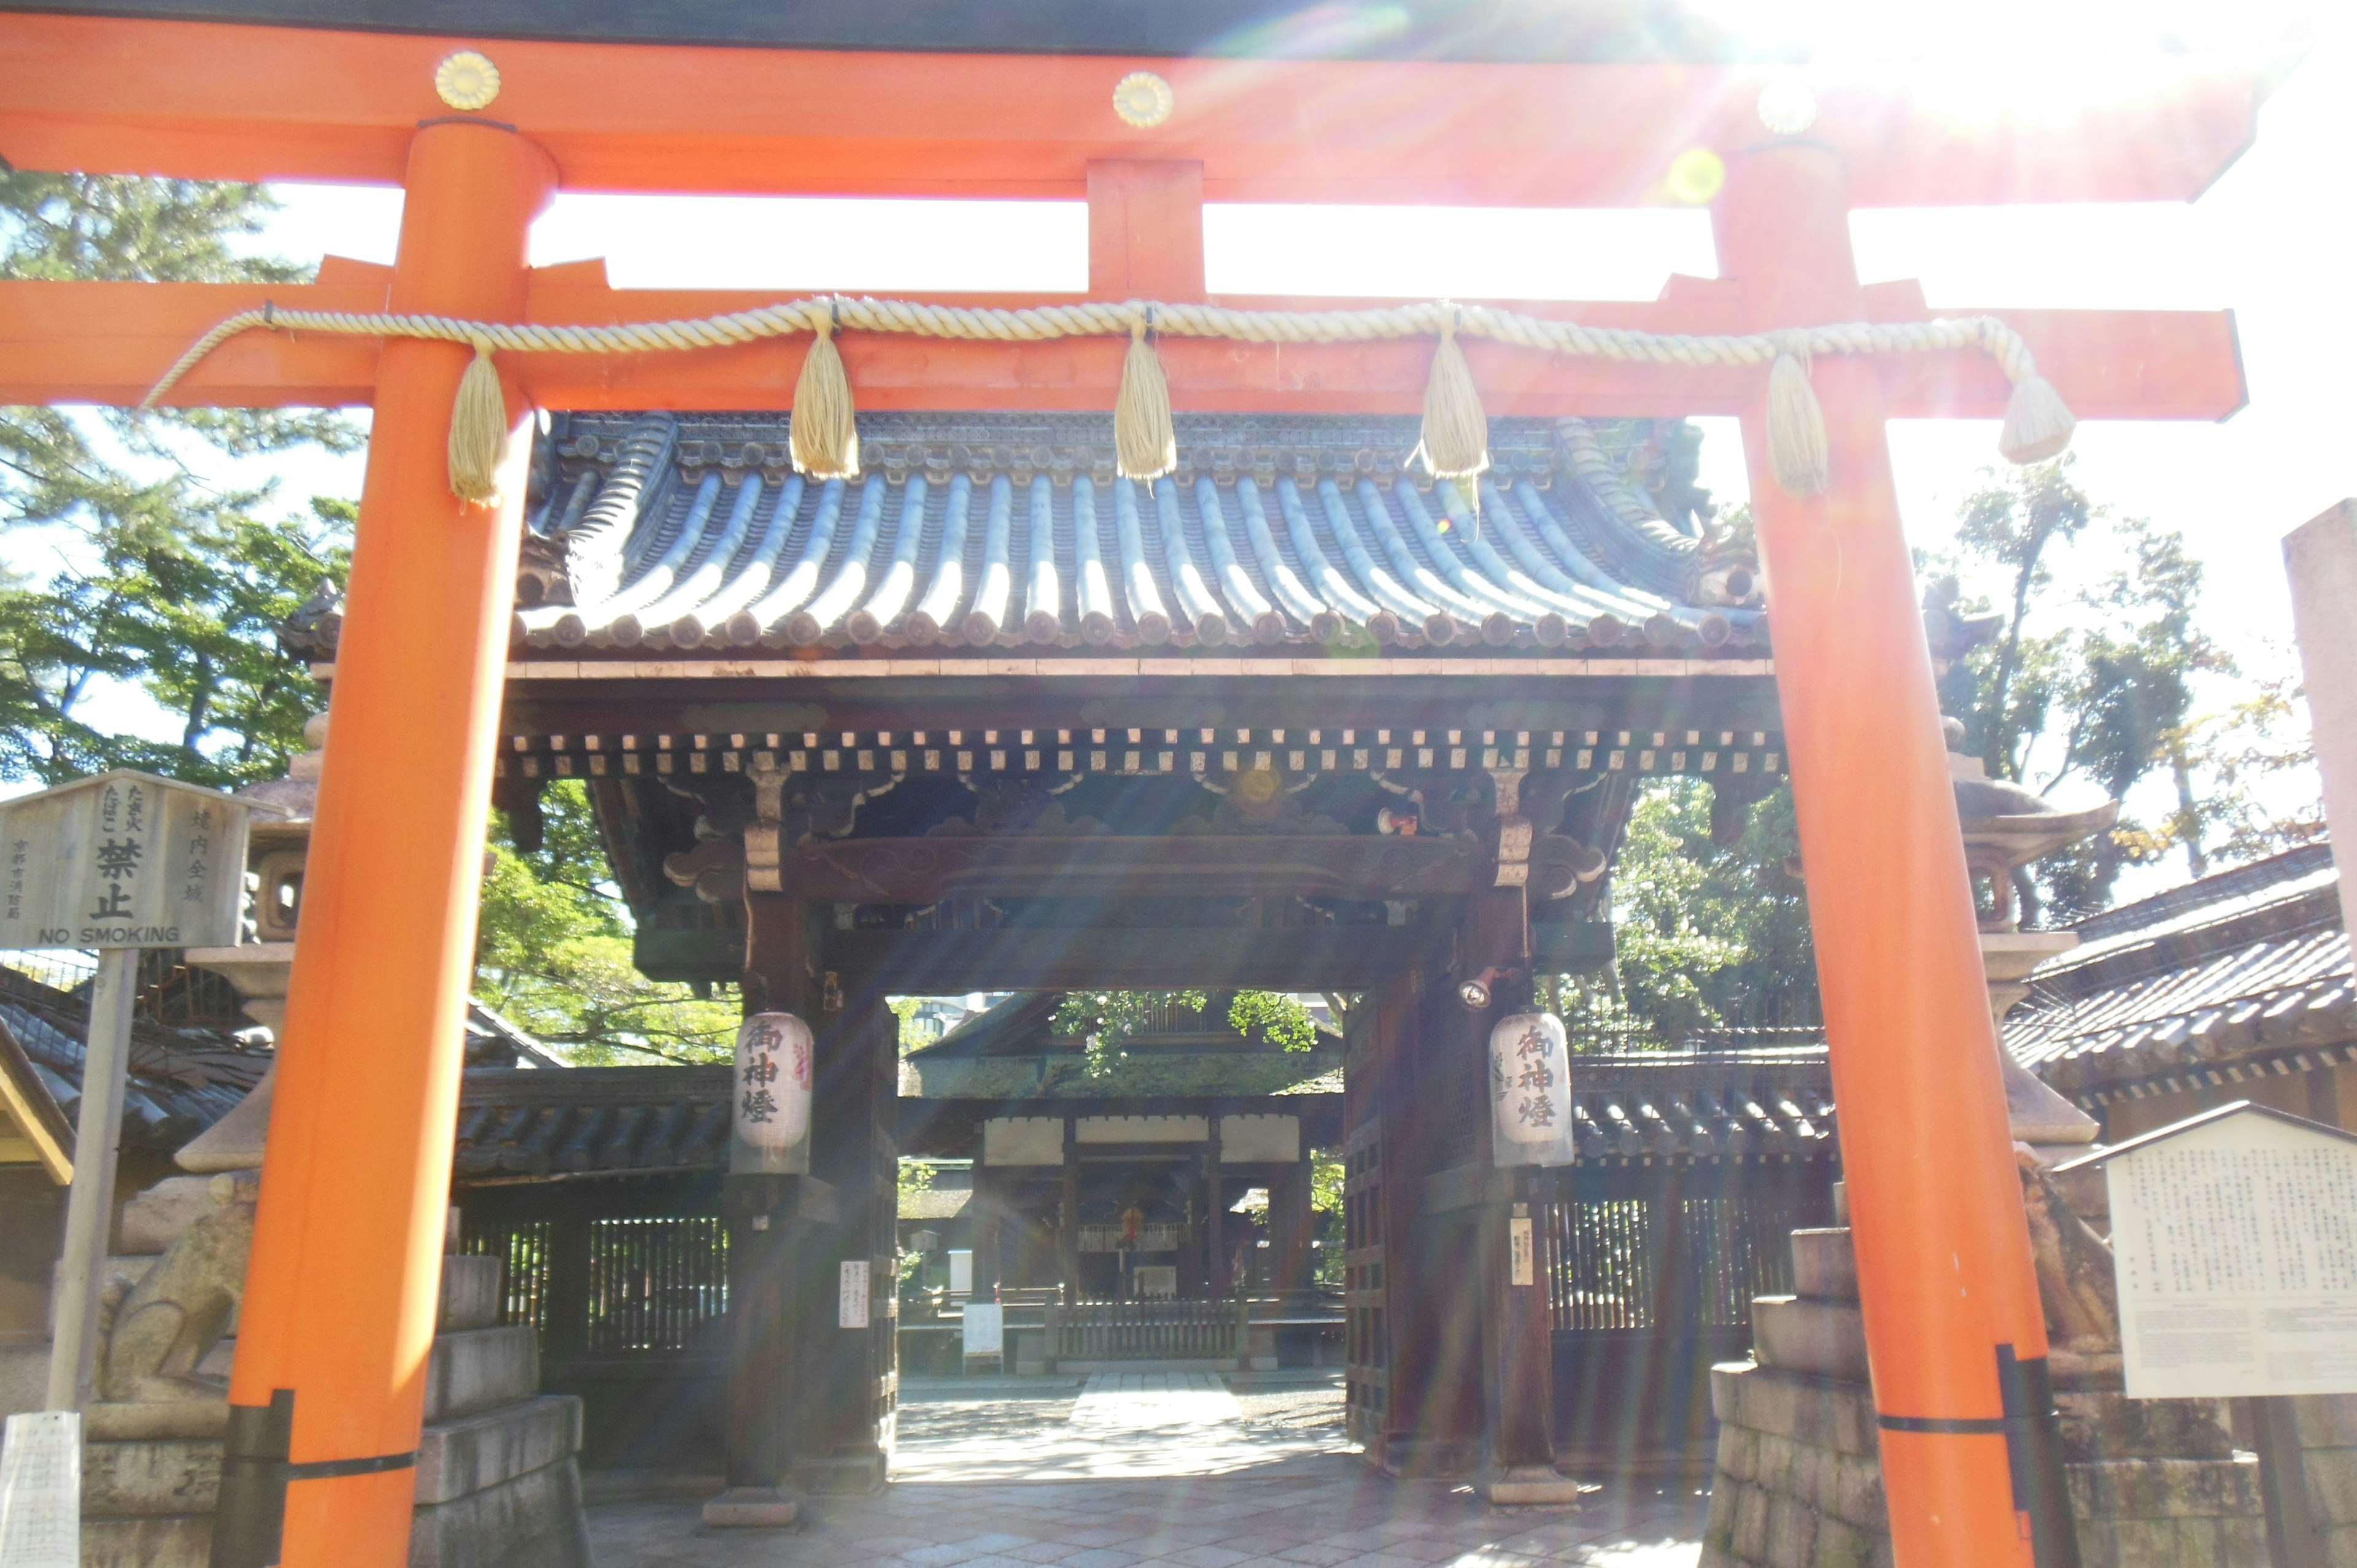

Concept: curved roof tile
[[393, 413, 1768, 665]]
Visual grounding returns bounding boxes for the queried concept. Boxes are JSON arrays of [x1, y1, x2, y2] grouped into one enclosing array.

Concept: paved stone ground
[[586, 1372, 1708, 1567]]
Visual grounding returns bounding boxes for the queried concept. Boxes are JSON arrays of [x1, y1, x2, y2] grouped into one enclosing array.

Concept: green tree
[[474, 782, 740, 1063], [1052, 989, 1330, 1076], [2, 172, 361, 786], [1927, 460, 2225, 922], [1574, 779, 1816, 1043]]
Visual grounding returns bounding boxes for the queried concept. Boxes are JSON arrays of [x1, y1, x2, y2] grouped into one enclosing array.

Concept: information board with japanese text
[[2103, 1108, 2357, 1399]]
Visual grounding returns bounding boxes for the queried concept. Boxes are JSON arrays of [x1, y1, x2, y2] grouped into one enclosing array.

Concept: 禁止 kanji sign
[[0, 771, 250, 952]]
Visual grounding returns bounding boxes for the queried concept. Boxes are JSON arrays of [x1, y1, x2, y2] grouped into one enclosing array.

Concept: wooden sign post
[[2057, 1102, 2357, 1568], [0, 771, 248, 1564]]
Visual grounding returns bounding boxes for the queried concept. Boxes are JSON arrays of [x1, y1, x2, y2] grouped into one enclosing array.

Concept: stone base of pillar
[[1477, 1466, 1584, 1507], [700, 1486, 802, 1528], [795, 1450, 889, 1496]]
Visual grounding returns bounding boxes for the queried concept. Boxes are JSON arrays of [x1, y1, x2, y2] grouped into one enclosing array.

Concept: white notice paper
[[962, 1301, 1004, 1358], [1509, 1216, 1536, 1286], [0, 1410, 80, 1568], [2107, 1111, 2357, 1399], [838, 1259, 870, 1329]]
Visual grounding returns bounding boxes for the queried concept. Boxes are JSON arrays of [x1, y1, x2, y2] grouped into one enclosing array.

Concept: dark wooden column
[[1461, 884, 1573, 1499], [1374, 956, 1485, 1475], [1058, 1120, 1080, 1307], [1205, 1121, 1226, 1297], [792, 972, 897, 1495], [1270, 1155, 1316, 1302], [969, 1162, 999, 1298], [724, 893, 811, 1497]]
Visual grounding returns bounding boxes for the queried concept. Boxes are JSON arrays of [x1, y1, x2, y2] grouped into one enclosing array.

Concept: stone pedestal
[[1700, 1224, 2268, 1568], [0, 1180, 595, 1568]]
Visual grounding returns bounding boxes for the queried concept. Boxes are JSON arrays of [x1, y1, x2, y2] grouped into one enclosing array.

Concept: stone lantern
[[172, 712, 324, 1171], [1945, 717, 2116, 1159]]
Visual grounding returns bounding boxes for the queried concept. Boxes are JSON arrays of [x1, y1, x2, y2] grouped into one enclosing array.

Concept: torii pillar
[[1720, 143, 2069, 1568], [212, 121, 554, 1566]]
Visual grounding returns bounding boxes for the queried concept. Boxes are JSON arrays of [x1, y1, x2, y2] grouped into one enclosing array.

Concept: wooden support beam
[[826, 923, 1437, 992], [758, 834, 1492, 903], [0, 15, 2259, 206], [1088, 161, 1206, 303], [1, 268, 2247, 422]]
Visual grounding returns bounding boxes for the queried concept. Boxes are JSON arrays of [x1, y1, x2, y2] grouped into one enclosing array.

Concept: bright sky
[[10, 4, 2352, 877]]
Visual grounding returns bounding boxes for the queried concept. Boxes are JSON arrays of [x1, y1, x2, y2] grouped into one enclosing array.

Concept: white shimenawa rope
[[142, 295, 2076, 503]]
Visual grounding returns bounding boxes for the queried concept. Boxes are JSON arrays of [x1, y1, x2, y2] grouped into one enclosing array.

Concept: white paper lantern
[[734, 1011, 813, 1154], [1490, 1011, 1576, 1167]]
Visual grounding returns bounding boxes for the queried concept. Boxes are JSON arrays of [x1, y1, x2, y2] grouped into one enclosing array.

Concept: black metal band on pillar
[[209, 1389, 293, 1568], [1874, 1413, 2012, 1435], [1998, 1346, 2083, 1568], [285, 1450, 419, 1480]]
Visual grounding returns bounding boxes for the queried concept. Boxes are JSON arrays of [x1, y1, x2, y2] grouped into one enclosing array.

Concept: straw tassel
[[1765, 343, 1830, 498], [1413, 313, 1491, 482], [1114, 314, 1177, 481], [1998, 371, 2076, 465], [446, 341, 510, 503], [790, 304, 860, 479]]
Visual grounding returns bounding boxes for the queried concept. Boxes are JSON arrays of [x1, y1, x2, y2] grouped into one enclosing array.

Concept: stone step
[[1789, 1227, 1856, 1302], [1709, 1361, 1878, 1460], [83, 1435, 221, 1517], [426, 1324, 541, 1426], [82, 1514, 211, 1568], [411, 1456, 593, 1568], [417, 1394, 583, 1505], [439, 1253, 505, 1334], [2065, 1455, 2264, 1522], [71, 1395, 583, 1522], [1751, 1295, 1870, 1384], [2057, 1389, 2235, 1466]]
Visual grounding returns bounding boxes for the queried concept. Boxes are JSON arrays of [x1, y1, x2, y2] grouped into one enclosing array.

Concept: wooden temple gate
[[0, 7, 2254, 1559], [444, 400, 1797, 1488]]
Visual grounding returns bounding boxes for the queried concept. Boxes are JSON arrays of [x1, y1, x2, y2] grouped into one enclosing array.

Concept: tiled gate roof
[[2007, 845, 2354, 1105], [455, 413, 1763, 661]]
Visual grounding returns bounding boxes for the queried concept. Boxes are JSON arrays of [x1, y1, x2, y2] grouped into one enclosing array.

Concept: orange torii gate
[[0, 10, 2249, 1566]]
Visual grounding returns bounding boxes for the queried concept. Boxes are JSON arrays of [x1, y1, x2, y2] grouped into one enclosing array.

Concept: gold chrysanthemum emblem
[[1112, 72, 1175, 129], [435, 51, 502, 112]]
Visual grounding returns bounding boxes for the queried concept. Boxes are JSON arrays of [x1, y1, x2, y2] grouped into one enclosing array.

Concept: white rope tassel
[[1114, 314, 1178, 481], [1999, 373, 2076, 465], [790, 306, 860, 479], [447, 341, 510, 503], [1765, 342, 1830, 498], [1414, 314, 1491, 481]]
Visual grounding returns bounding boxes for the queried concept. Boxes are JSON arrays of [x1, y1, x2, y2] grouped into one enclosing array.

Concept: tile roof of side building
[[2008, 843, 2352, 1105], [280, 414, 1763, 661]]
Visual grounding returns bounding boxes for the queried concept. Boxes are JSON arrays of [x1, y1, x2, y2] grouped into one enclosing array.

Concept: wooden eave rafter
[[0, 1018, 74, 1184], [0, 263, 2248, 421], [0, 14, 2259, 206]]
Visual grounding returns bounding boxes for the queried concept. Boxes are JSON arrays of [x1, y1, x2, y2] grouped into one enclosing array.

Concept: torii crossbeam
[[0, 10, 2250, 1567]]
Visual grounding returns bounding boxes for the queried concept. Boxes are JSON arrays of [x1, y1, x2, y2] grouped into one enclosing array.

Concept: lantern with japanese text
[[1490, 1012, 1576, 1167], [731, 1011, 813, 1175]]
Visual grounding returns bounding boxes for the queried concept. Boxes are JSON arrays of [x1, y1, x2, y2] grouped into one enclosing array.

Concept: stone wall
[[1700, 1224, 2268, 1568], [2292, 1395, 2357, 1568]]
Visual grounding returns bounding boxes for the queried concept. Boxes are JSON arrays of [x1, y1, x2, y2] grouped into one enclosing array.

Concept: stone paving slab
[[586, 1372, 1706, 1567]]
